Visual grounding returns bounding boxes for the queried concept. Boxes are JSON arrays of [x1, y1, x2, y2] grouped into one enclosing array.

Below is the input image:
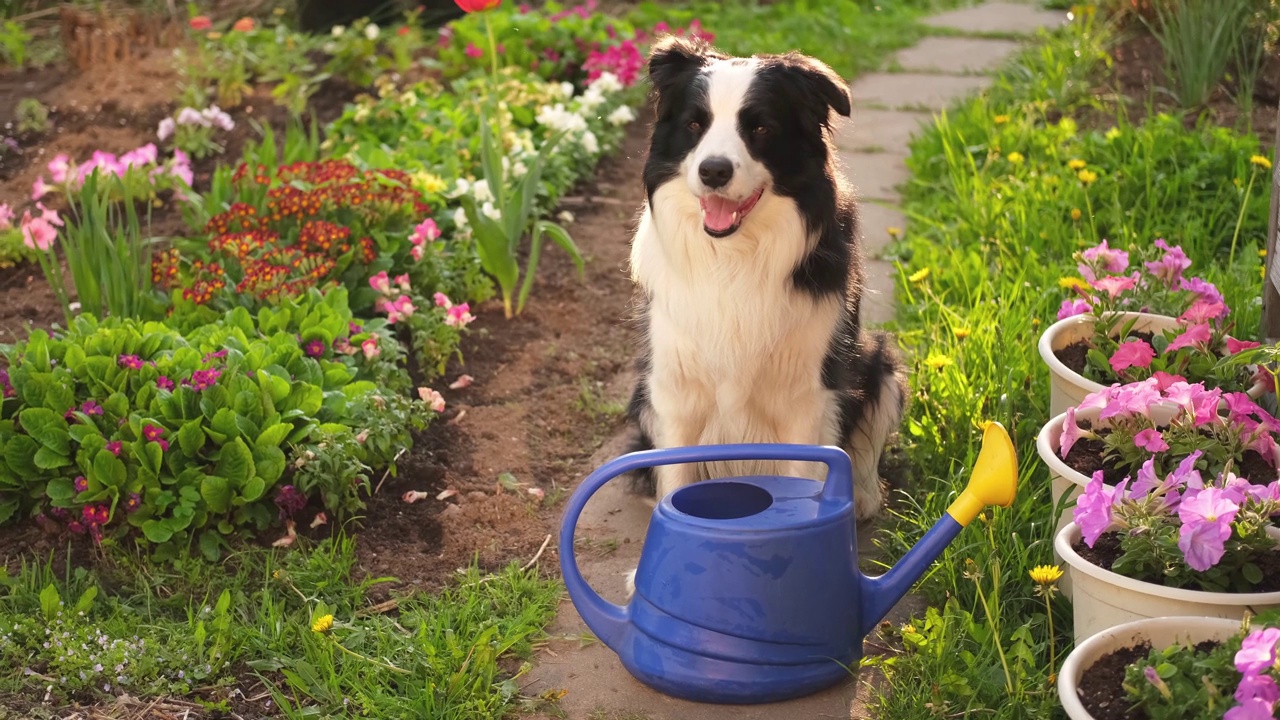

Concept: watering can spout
[[857, 422, 1018, 637]]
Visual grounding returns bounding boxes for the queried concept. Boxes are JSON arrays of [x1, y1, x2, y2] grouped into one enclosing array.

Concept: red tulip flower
[[188, 15, 213, 31], [454, 0, 501, 12]]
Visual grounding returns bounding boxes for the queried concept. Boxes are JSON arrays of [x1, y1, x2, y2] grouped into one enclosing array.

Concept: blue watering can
[[559, 422, 1018, 705]]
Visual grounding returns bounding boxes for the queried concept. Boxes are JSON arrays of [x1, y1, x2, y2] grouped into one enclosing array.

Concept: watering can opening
[[670, 481, 774, 520]]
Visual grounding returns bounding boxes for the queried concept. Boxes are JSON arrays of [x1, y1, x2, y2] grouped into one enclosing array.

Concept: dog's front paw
[[854, 476, 885, 521], [623, 568, 637, 599]]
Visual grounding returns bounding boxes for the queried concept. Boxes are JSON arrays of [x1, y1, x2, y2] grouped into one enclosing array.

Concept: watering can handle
[[559, 443, 854, 648]]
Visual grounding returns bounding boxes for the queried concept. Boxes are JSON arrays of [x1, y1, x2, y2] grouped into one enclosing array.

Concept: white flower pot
[[1058, 615, 1242, 720], [1056, 522, 1280, 641], [1037, 311, 1267, 418]]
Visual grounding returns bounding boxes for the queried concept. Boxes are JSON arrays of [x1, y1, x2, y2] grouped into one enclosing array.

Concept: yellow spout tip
[[946, 421, 1019, 527]]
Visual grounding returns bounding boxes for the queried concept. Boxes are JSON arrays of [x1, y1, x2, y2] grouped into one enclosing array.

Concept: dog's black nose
[[698, 157, 734, 189]]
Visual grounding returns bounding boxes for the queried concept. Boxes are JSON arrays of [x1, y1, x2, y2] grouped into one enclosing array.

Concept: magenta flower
[[1133, 428, 1169, 453], [1079, 239, 1130, 279], [156, 375, 174, 391], [0, 368, 12, 399], [188, 368, 222, 391], [142, 424, 165, 442], [79, 399, 104, 416], [1089, 273, 1139, 299], [1058, 407, 1091, 458], [1179, 298, 1228, 324], [1180, 276, 1226, 307], [274, 484, 307, 520], [1098, 379, 1162, 421], [304, 340, 325, 357], [1177, 487, 1239, 571], [1226, 698, 1278, 720], [73, 476, 88, 493], [1167, 323, 1212, 353], [465, 42, 483, 58], [1074, 471, 1117, 546], [125, 493, 142, 514], [369, 271, 392, 295], [1109, 340, 1155, 374], [202, 349, 227, 364], [1228, 337, 1263, 354], [1057, 298, 1091, 320], [1143, 239, 1191, 287], [68, 520, 85, 534], [105, 441, 123, 456], [118, 354, 144, 370]]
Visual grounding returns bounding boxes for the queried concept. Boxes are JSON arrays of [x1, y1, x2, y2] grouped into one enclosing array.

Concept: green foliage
[[0, 224, 36, 269], [1143, 0, 1275, 111], [14, 97, 48, 134], [874, 12, 1273, 719], [0, 19, 29, 69]]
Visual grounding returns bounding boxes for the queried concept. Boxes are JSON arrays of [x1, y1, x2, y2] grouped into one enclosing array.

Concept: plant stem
[[1229, 168, 1257, 268], [329, 637, 411, 675], [973, 575, 1014, 695], [1043, 593, 1056, 681], [484, 13, 504, 145]]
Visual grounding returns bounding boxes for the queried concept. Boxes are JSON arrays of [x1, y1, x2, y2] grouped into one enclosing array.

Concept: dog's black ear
[[777, 53, 852, 119], [647, 35, 715, 94]]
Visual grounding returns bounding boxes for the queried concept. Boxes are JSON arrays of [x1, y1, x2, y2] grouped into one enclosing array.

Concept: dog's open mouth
[[699, 187, 764, 238]]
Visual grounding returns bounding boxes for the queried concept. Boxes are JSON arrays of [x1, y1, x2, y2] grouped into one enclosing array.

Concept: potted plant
[[1058, 614, 1277, 720], [1037, 377, 1280, 535], [1039, 239, 1268, 416], [1054, 436, 1280, 639]]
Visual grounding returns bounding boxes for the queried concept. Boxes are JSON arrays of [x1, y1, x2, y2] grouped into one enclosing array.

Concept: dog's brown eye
[[687, 120, 702, 132], [754, 126, 770, 136]]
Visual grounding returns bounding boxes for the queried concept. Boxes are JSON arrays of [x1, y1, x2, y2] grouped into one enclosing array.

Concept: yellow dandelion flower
[[312, 614, 335, 634], [993, 114, 1010, 125], [1078, 169, 1098, 185], [1029, 565, 1064, 586], [1251, 154, 1272, 170], [1058, 277, 1088, 291], [908, 267, 930, 283], [1070, 207, 1082, 221], [953, 327, 971, 339], [1067, 159, 1087, 170], [1007, 152, 1025, 165], [887, 226, 902, 238], [1261, 248, 1268, 258], [1104, 127, 1121, 141], [924, 353, 953, 371], [1032, 318, 1041, 327]]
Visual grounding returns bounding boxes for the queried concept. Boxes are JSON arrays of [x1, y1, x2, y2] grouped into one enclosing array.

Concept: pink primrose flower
[[361, 337, 380, 359]]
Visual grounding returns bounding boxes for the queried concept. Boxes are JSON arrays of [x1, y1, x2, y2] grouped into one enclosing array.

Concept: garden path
[[521, 4, 1065, 719]]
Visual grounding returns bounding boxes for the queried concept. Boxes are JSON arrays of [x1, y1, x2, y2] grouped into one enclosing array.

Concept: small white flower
[[512, 161, 527, 178], [331, 25, 346, 37], [472, 178, 494, 203], [481, 202, 502, 221], [608, 105, 636, 126], [578, 87, 606, 113], [590, 71, 623, 95], [364, 23, 380, 40], [454, 178, 471, 197], [453, 207, 469, 227], [560, 81, 575, 99], [581, 130, 599, 155], [558, 210, 575, 225]]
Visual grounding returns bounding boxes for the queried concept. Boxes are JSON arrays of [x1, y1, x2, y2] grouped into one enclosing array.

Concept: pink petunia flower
[[1227, 337, 1263, 355], [1179, 298, 1227, 324], [1089, 272, 1139, 299], [1059, 407, 1090, 458], [1079, 239, 1129, 280], [1074, 471, 1117, 546], [1177, 487, 1239, 571], [1167, 323, 1212, 353], [1143, 239, 1192, 287], [1236, 627, 1280, 676], [1226, 697, 1278, 720], [1057, 298, 1091, 320], [1133, 428, 1169, 453], [1109, 340, 1155, 374]]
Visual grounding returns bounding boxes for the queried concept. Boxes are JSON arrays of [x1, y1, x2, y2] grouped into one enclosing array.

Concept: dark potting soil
[[1074, 533, 1280, 593], [1054, 332, 1157, 377], [1076, 642, 1149, 720], [1063, 422, 1279, 487]]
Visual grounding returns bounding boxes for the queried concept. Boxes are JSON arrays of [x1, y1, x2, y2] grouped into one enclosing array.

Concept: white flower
[[331, 25, 346, 37], [608, 105, 636, 126], [578, 87, 606, 113], [557, 210, 575, 225], [157, 117, 175, 141], [512, 161, 527, 178], [472, 178, 493, 203], [559, 81, 575, 99], [201, 106, 234, 132], [454, 178, 471, 197], [537, 104, 588, 134], [581, 130, 599, 155], [590, 71, 623, 95], [453, 207, 469, 227], [364, 23, 380, 40], [481, 202, 502, 221]]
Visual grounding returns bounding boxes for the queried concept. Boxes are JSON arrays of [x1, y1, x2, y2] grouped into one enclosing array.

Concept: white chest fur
[[631, 184, 843, 493]]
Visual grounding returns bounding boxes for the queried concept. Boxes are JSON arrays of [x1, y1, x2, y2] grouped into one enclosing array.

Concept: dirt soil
[[1074, 642, 1148, 720], [1074, 530, 1280, 593]]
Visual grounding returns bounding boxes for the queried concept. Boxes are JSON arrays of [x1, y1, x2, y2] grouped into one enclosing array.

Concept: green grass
[[868, 10, 1273, 719], [625, 0, 979, 79], [0, 535, 561, 718]]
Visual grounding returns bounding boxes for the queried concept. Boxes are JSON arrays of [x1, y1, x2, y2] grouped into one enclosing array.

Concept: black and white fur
[[624, 36, 908, 540]]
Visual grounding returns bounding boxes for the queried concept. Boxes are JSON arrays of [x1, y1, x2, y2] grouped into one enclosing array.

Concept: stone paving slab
[[858, 202, 907, 257], [840, 151, 910, 203], [836, 109, 933, 153], [892, 36, 1021, 74], [923, 1, 1066, 35], [849, 72, 992, 111], [863, 260, 897, 327]]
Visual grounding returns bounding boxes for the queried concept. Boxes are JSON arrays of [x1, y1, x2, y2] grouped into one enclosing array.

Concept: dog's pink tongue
[[700, 195, 737, 232]]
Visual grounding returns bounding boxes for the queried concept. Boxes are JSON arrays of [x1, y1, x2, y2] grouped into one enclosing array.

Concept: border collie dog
[[625, 36, 909, 527]]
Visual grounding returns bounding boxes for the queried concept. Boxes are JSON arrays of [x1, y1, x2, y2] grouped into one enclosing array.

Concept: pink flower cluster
[[1230, 627, 1280, 720], [19, 202, 62, 252], [433, 292, 475, 327], [158, 105, 235, 140], [31, 144, 195, 203], [409, 218, 441, 262], [583, 40, 643, 86], [370, 271, 417, 323], [1057, 239, 1226, 324]]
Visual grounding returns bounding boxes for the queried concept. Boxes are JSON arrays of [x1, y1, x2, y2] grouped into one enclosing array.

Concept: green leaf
[[142, 519, 175, 543], [3, 436, 39, 477], [252, 446, 286, 485], [93, 450, 127, 488], [74, 586, 98, 615], [46, 477, 75, 501], [19, 408, 70, 455], [39, 583, 60, 622], [1243, 562, 1264, 585], [256, 423, 291, 448], [179, 420, 206, 456], [68, 424, 100, 445], [199, 531, 223, 562], [258, 371, 291, 403], [211, 408, 241, 440], [215, 438, 255, 486], [240, 476, 266, 503], [201, 475, 233, 514], [34, 447, 71, 470]]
